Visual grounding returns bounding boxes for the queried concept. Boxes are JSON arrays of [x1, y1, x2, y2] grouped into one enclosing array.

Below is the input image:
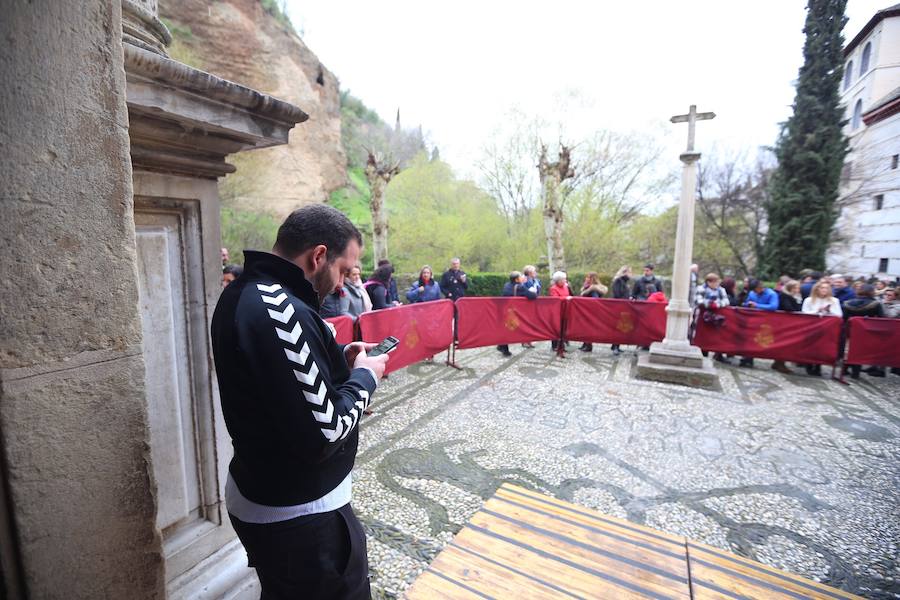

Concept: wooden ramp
[[405, 483, 860, 600]]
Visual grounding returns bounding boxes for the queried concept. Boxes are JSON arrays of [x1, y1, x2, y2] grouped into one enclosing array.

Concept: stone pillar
[[0, 2, 164, 598], [662, 152, 702, 352], [637, 154, 719, 389]]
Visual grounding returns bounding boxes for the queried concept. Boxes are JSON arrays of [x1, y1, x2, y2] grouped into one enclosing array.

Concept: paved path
[[352, 345, 900, 599]]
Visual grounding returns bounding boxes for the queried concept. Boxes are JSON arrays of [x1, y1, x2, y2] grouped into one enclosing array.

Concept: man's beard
[[312, 264, 338, 299]]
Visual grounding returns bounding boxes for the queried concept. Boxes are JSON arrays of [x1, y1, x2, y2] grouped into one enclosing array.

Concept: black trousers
[[230, 503, 370, 600]]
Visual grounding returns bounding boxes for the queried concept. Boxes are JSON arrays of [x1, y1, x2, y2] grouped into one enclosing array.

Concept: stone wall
[[0, 1, 164, 597], [160, 0, 347, 217]]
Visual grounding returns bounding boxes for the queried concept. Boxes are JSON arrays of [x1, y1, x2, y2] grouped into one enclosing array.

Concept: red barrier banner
[[846, 317, 900, 368], [693, 307, 842, 365], [565, 298, 667, 346], [358, 300, 455, 374], [455, 297, 563, 349], [324, 315, 356, 345]]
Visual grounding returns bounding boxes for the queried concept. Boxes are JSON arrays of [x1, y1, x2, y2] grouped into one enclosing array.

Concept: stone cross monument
[[637, 105, 720, 389]]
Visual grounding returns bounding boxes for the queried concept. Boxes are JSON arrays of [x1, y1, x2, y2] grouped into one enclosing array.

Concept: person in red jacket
[[646, 284, 667, 303], [549, 271, 572, 352]]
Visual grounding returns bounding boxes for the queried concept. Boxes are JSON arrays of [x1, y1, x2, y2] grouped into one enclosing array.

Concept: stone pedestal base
[[636, 342, 721, 390]]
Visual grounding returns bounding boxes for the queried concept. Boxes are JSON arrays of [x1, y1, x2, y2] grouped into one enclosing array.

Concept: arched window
[[844, 61, 853, 90], [860, 42, 872, 75], [852, 99, 863, 130]]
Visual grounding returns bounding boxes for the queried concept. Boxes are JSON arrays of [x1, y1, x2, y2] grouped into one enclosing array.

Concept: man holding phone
[[211, 204, 389, 599]]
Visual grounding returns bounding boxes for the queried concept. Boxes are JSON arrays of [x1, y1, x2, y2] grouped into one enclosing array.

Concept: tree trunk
[[365, 151, 400, 268], [539, 144, 574, 274]]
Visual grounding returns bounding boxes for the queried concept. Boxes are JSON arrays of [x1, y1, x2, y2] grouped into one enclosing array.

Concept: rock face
[[160, 0, 346, 216]]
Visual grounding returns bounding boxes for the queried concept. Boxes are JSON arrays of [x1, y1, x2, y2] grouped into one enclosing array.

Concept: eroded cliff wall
[[160, 0, 346, 217]]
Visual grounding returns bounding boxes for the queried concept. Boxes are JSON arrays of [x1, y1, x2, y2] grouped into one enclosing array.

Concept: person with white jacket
[[801, 279, 842, 317]]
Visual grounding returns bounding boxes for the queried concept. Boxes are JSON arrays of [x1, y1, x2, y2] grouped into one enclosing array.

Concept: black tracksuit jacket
[[210, 251, 378, 506]]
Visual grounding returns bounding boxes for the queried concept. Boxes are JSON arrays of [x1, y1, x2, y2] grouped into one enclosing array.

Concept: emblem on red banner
[[754, 323, 775, 348], [404, 319, 420, 349], [616, 312, 635, 334], [504, 308, 520, 331]]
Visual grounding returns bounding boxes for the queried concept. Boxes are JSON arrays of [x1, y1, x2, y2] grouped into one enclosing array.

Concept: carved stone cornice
[[123, 44, 308, 179], [122, 0, 171, 56]]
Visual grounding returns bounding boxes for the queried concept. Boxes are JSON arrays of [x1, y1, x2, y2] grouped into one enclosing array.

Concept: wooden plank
[[479, 495, 690, 586], [498, 484, 685, 547], [450, 526, 670, 600], [466, 504, 690, 599], [422, 541, 586, 599], [405, 568, 486, 599], [688, 541, 863, 600], [407, 484, 861, 600]]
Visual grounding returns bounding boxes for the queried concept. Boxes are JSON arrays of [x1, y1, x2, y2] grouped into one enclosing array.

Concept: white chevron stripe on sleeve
[[322, 419, 344, 442], [339, 411, 357, 440], [284, 343, 311, 366], [311, 401, 334, 423], [267, 303, 295, 324], [276, 322, 302, 345], [293, 361, 319, 386], [257, 283, 283, 293], [303, 381, 327, 407], [261, 292, 288, 306], [358, 390, 370, 408]]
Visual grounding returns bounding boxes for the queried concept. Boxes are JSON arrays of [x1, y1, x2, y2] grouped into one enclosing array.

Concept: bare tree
[[539, 143, 575, 274], [477, 119, 540, 227], [696, 151, 771, 277], [365, 150, 400, 266]]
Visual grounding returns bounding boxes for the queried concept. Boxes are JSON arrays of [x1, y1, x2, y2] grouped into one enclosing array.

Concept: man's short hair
[[377, 259, 392, 267], [509, 270, 522, 283], [274, 204, 362, 262], [857, 283, 875, 297], [644, 263, 654, 270], [223, 264, 244, 278], [748, 278, 761, 290]]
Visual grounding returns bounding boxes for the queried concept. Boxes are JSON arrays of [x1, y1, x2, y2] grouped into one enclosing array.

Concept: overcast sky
[[285, 1, 885, 180]]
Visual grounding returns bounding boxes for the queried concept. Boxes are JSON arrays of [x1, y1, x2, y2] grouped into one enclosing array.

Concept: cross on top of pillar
[[670, 105, 715, 153]]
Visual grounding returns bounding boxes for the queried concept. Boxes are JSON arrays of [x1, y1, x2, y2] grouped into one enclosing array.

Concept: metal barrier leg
[[445, 342, 462, 370]]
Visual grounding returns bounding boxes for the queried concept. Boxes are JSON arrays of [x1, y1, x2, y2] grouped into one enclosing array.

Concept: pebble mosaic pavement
[[351, 345, 900, 599]]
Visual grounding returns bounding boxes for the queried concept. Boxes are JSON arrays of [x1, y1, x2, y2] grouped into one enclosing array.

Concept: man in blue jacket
[[739, 278, 779, 367], [744, 279, 779, 311], [831, 275, 856, 303], [497, 271, 537, 357]]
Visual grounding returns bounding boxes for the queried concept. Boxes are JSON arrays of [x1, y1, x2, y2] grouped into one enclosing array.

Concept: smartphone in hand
[[368, 336, 400, 357]]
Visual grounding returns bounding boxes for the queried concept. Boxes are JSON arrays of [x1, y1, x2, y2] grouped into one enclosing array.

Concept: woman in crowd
[[610, 266, 632, 356], [721, 277, 737, 307], [549, 271, 571, 352], [802, 280, 842, 317], [778, 280, 803, 312], [694, 273, 730, 364], [342, 265, 372, 320], [770, 280, 802, 374], [578, 272, 608, 352], [646, 285, 667, 303], [406, 265, 442, 303], [801, 280, 841, 376], [364, 264, 394, 310]]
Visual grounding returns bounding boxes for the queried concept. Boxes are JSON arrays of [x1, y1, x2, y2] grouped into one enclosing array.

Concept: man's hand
[[352, 345, 389, 380], [747, 301, 757, 307], [344, 342, 375, 366], [418, 286, 425, 293]]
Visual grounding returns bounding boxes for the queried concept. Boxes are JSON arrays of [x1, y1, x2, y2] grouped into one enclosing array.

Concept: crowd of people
[[222, 251, 899, 378]]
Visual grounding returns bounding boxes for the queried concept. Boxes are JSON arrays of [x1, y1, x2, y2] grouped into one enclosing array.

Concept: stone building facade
[[0, 1, 305, 597], [829, 4, 900, 278]]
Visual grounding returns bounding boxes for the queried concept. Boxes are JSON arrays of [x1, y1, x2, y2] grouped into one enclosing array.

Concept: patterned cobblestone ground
[[352, 345, 900, 599]]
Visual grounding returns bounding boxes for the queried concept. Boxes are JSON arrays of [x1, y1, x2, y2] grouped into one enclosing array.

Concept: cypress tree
[[762, 0, 848, 277]]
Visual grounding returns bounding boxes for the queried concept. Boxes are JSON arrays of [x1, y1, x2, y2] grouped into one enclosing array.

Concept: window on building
[[879, 258, 889, 273], [875, 194, 884, 210], [892, 154, 898, 169], [852, 99, 863, 130], [860, 43, 871, 75], [844, 61, 854, 90]]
